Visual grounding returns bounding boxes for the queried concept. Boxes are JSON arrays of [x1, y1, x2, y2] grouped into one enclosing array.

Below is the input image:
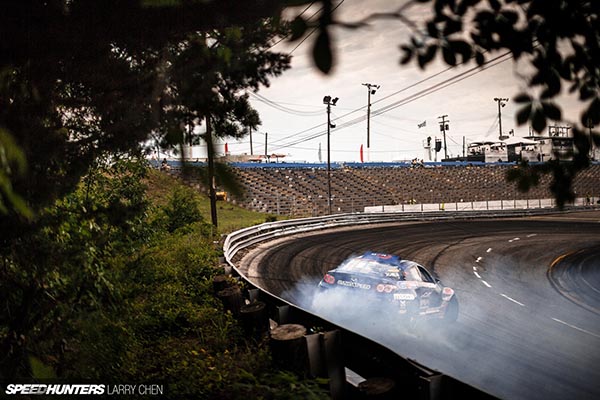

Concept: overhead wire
[[268, 48, 512, 149], [269, 50, 514, 152], [289, 0, 346, 55], [267, 2, 316, 50], [249, 91, 323, 116]]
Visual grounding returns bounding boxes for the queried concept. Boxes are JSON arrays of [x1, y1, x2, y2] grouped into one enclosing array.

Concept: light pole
[[438, 115, 449, 160], [323, 95, 338, 215], [494, 97, 509, 140], [362, 83, 380, 161], [588, 118, 595, 161]]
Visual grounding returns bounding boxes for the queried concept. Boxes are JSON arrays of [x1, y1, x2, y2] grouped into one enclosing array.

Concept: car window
[[417, 266, 435, 283], [339, 258, 400, 275], [404, 265, 422, 281]]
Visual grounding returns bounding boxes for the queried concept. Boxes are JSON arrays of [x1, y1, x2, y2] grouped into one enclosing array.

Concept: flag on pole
[[418, 120, 426, 128], [360, 144, 364, 163], [318, 143, 322, 163]]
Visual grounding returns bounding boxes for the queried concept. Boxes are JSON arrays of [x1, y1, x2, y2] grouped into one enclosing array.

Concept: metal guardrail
[[222, 206, 596, 399], [224, 207, 572, 263]]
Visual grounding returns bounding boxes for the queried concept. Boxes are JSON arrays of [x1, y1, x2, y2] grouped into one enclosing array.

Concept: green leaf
[[475, 51, 485, 66], [217, 47, 233, 65], [592, 131, 600, 147], [443, 18, 462, 36], [281, 0, 316, 6], [442, 45, 457, 66], [399, 46, 413, 65], [418, 45, 437, 69], [29, 355, 57, 379], [516, 103, 532, 125], [312, 29, 333, 74], [427, 22, 438, 38], [541, 101, 562, 122], [0, 128, 32, 218], [513, 93, 531, 103], [141, 0, 181, 8], [579, 84, 595, 101], [500, 10, 519, 25], [289, 16, 308, 42], [531, 106, 547, 133], [489, 0, 501, 11], [581, 97, 600, 126], [447, 40, 472, 63]]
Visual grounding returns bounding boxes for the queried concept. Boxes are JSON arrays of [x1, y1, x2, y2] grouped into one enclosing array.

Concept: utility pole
[[264, 132, 268, 161], [588, 118, 595, 161], [362, 83, 380, 162], [205, 116, 218, 228], [323, 95, 338, 215], [494, 97, 509, 140], [438, 115, 449, 160], [249, 126, 253, 155]]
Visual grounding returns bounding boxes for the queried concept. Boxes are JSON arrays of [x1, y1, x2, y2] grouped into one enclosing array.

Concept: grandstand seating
[[169, 164, 600, 217]]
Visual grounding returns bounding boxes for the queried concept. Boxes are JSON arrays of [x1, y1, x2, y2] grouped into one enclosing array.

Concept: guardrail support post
[[305, 333, 325, 377], [418, 373, 443, 400], [247, 288, 260, 303], [275, 305, 290, 325], [321, 330, 346, 400]]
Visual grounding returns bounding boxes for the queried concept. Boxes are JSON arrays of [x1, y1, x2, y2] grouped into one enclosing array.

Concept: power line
[[372, 52, 512, 116], [267, 2, 317, 50], [269, 49, 512, 149], [269, 51, 513, 152], [289, 0, 346, 55], [249, 92, 323, 116]]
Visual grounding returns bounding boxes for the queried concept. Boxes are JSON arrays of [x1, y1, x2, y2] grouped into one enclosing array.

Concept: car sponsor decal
[[337, 280, 371, 289], [393, 293, 416, 300]]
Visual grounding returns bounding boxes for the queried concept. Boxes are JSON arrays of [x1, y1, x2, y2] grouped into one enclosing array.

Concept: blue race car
[[318, 252, 458, 322]]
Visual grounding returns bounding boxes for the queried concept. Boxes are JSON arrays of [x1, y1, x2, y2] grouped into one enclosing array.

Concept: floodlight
[[323, 95, 331, 104], [332, 97, 339, 106]]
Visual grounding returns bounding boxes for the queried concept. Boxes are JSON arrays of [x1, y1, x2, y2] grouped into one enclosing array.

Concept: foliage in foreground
[[0, 158, 327, 399]]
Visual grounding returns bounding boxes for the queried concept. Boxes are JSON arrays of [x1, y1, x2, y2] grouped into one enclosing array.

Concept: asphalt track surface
[[238, 211, 600, 400]]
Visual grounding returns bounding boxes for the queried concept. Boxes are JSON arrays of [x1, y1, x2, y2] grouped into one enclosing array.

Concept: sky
[[225, 0, 582, 163]]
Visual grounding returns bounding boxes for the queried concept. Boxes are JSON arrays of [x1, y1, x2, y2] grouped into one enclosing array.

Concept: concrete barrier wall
[[364, 198, 574, 213]]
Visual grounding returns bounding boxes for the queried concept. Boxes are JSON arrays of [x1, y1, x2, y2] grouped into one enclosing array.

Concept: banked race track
[[237, 210, 600, 400]]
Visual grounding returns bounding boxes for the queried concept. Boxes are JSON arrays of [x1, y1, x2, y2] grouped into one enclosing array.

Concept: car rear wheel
[[399, 301, 420, 331], [444, 296, 459, 322]]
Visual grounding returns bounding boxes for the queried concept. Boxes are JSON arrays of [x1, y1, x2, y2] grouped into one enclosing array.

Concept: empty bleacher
[[171, 163, 600, 217]]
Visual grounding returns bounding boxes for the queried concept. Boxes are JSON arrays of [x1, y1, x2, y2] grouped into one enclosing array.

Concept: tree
[[156, 22, 290, 227], [0, 157, 150, 379], [0, 0, 289, 230], [288, 0, 599, 207], [0, 1, 290, 377]]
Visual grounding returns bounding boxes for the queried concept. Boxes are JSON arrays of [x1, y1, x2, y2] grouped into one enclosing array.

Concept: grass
[[145, 168, 280, 234]]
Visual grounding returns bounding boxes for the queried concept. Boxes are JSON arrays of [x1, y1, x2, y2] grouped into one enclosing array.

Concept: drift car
[[318, 252, 458, 322]]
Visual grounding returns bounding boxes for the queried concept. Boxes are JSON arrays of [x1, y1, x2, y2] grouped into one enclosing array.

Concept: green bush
[[10, 162, 327, 399], [162, 186, 205, 233]]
